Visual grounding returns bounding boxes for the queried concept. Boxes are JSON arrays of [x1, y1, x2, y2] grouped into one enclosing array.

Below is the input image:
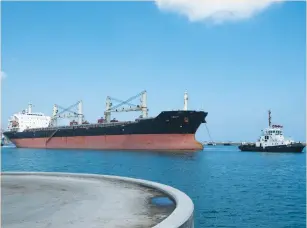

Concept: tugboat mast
[[268, 110, 271, 127]]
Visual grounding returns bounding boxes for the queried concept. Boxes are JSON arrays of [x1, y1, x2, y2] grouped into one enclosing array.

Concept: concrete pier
[[1, 172, 194, 228]]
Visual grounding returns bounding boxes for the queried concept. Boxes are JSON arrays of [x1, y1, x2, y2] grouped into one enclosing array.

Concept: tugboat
[[239, 110, 305, 153]]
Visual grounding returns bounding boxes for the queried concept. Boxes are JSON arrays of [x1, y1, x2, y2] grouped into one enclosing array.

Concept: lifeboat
[[11, 121, 19, 127], [69, 120, 78, 126], [97, 117, 104, 123]]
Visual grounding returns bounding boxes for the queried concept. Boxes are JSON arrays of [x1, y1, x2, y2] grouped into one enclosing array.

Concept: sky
[[1, 1, 306, 142]]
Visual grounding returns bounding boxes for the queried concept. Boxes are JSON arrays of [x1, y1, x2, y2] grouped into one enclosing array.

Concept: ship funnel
[[184, 91, 188, 111]]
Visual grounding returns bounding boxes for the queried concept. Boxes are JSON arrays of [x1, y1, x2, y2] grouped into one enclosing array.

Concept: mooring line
[[205, 123, 214, 143]]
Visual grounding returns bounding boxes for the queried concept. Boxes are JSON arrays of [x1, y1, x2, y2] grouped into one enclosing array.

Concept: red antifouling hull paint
[[11, 134, 203, 151]]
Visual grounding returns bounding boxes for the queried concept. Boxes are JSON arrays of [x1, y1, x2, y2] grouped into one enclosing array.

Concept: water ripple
[[1, 146, 306, 228]]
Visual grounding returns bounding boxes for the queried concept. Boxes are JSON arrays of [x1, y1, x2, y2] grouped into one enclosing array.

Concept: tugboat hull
[[239, 143, 305, 153]]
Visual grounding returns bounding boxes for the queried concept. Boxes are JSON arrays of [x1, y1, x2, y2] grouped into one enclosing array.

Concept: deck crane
[[104, 90, 148, 122], [107, 97, 138, 108], [50, 100, 84, 126]]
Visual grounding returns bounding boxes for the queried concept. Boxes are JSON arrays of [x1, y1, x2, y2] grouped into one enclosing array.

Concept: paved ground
[[2, 174, 175, 228]]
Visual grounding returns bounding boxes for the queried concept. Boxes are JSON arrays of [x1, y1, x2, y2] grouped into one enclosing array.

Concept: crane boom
[[104, 90, 148, 122], [55, 104, 79, 116], [52, 101, 80, 120], [108, 107, 142, 113], [51, 101, 84, 126], [108, 97, 137, 108], [110, 90, 146, 111]]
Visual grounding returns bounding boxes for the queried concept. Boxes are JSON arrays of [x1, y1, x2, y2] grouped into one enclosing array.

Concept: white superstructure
[[7, 103, 51, 132], [254, 110, 294, 148], [255, 125, 294, 148]]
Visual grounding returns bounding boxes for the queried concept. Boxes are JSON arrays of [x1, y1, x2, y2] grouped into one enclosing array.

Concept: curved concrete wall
[[2, 172, 194, 228]]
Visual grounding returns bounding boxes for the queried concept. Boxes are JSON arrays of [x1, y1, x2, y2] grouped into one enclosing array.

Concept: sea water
[[1, 145, 306, 228]]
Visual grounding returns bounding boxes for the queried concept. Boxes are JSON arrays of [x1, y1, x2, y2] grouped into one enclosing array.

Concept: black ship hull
[[3, 110, 208, 151], [238, 143, 305, 153]]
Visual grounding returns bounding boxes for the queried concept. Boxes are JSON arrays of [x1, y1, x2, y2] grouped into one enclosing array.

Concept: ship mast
[[28, 103, 33, 114], [183, 91, 188, 111], [268, 110, 271, 127]]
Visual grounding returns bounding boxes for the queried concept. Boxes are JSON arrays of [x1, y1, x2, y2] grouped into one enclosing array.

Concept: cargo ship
[[239, 110, 305, 153], [3, 91, 208, 151]]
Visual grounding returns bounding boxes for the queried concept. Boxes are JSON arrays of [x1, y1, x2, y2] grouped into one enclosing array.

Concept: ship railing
[[5, 126, 19, 132], [24, 121, 137, 132]]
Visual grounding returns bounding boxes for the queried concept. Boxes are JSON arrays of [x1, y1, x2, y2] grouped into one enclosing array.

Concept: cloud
[[155, 0, 278, 24], [1, 71, 7, 80]]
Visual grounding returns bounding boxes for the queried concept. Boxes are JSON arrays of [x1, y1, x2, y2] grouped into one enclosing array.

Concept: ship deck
[[20, 117, 156, 132], [24, 120, 139, 132]]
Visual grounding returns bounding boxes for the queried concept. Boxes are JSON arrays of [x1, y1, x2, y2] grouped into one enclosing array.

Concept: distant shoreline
[[202, 142, 306, 146]]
